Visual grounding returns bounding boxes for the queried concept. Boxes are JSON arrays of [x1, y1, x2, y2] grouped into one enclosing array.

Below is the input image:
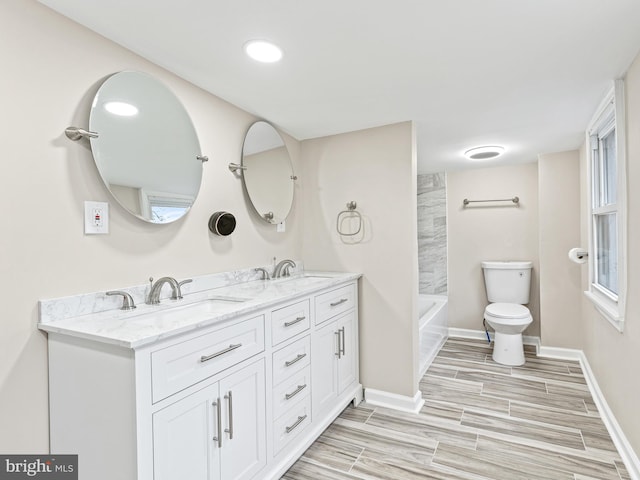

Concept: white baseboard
[[537, 345, 583, 361], [448, 327, 489, 342], [364, 388, 424, 414], [448, 328, 640, 479], [448, 327, 540, 349], [577, 351, 640, 480]]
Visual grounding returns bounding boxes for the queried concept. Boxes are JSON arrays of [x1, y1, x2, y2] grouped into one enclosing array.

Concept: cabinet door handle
[[284, 316, 306, 327], [224, 391, 234, 440], [212, 398, 222, 448], [335, 331, 341, 358], [285, 384, 307, 400], [339, 326, 346, 356], [200, 343, 242, 363], [285, 414, 307, 434], [330, 298, 348, 307], [285, 353, 307, 367]]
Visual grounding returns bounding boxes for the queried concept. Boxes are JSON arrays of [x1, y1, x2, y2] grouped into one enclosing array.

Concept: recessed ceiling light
[[104, 101, 138, 116], [464, 145, 505, 160], [244, 40, 283, 63]]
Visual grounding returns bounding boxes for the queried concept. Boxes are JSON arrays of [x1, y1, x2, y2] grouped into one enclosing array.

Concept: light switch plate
[[84, 201, 109, 234]]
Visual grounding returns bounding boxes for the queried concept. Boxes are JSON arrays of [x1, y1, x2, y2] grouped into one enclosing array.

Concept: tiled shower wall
[[417, 173, 447, 294]]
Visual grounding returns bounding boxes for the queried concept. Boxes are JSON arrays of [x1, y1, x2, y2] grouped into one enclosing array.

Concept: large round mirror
[[89, 71, 203, 224], [241, 121, 294, 224]]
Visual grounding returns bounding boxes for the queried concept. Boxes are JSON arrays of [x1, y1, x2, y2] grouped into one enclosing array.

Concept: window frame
[[584, 80, 627, 332]]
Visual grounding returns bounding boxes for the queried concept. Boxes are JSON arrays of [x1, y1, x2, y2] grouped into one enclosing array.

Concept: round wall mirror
[[89, 71, 203, 224], [241, 121, 294, 224]]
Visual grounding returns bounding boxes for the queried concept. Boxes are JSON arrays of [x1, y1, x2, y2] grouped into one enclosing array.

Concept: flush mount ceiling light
[[464, 145, 505, 160], [244, 40, 283, 63]]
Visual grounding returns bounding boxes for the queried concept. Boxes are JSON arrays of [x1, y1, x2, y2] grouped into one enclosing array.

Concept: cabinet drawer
[[272, 336, 311, 386], [273, 396, 311, 455], [272, 366, 311, 420], [315, 283, 356, 325], [151, 315, 265, 402], [271, 300, 310, 346]]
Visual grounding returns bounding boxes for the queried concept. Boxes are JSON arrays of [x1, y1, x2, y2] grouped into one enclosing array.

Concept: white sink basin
[[127, 296, 249, 324], [178, 296, 248, 314]]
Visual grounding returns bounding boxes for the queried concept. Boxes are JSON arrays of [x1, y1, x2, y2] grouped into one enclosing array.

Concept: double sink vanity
[[45, 70, 359, 480], [38, 267, 362, 480]]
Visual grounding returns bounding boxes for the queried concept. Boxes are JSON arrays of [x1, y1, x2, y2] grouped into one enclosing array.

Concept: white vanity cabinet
[[42, 275, 361, 480], [312, 308, 357, 414], [153, 359, 266, 480], [311, 283, 358, 417]]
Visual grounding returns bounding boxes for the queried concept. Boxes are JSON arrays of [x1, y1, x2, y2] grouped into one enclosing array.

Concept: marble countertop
[[38, 272, 361, 349]]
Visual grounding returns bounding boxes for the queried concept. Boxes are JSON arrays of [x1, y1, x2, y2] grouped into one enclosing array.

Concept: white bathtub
[[418, 294, 448, 377]]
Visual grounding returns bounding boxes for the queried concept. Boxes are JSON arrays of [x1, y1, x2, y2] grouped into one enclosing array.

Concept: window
[[139, 189, 194, 224], [585, 80, 627, 332]]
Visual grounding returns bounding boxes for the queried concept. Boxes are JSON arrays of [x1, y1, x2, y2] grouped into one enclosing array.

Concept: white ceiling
[[39, 0, 640, 173]]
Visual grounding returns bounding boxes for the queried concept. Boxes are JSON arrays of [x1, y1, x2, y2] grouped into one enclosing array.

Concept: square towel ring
[[336, 201, 362, 236]]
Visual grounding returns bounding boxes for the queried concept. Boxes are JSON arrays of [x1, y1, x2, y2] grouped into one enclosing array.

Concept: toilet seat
[[485, 303, 530, 320]]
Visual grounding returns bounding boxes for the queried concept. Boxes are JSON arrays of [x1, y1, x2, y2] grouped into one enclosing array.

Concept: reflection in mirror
[[241, 121, 294, 224], [89, 71, 203, 224]]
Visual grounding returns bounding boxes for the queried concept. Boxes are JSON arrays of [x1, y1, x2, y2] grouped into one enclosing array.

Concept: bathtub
[[418, 294, 448, 377]]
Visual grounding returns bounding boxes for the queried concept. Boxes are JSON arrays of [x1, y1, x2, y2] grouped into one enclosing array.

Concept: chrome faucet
[[106, 290, 136, 310], [254, 267, 271, 280], [147, 277, 181, 305], [273, 259, 296, 278], [176, 278, 193, 299]]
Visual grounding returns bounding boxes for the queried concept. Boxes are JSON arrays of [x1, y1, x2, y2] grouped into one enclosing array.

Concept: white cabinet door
[[153, 359, 265, 480], [313, 311, 358, 417], [153, 383, 220, 480], [219, 359, 267, 480], [337, 311, 357, 394], [312, 320, 339, 415]]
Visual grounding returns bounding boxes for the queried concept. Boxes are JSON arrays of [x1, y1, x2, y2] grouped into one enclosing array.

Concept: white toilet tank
[[482, 261, 533, 304]]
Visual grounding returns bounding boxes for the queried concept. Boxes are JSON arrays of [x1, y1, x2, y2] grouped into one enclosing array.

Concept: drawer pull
[[284, 316, 306, 327], [285, 414, 307, 433], [212, 398, 222, 448], [200, 343, 242, 363], [330, 298, 348, 307], [224, 391, 234, 440], [285, 353, 307, 367], [285, 384, 307, 400]]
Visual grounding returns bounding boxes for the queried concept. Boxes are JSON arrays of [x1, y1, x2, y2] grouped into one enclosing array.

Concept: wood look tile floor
[[281, 338, 631, 480]]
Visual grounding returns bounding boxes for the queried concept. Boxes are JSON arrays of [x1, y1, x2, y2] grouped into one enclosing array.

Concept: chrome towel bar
[[463, 196, 519, 207]]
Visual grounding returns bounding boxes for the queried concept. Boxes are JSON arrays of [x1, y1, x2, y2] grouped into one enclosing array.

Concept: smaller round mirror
[[89, 71, 203, 224], [241, 121, 295, 224]]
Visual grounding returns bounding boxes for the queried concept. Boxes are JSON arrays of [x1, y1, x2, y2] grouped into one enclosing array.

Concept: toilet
[[482, 261, 533, 366]]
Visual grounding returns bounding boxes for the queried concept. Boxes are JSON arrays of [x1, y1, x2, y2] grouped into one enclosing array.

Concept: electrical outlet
[[84, 201, 109, 234]]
